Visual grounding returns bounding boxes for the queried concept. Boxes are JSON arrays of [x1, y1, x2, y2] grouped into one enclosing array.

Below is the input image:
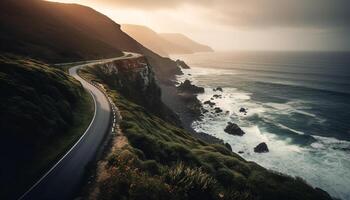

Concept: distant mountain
[[159, 33, 214, 53], [0, 0, 181, 81], [122, 24, 213, 56], [122, 24, 187, 56]]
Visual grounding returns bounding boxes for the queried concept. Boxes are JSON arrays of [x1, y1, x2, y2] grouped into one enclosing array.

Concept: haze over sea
[[173, 51, 350, 200]]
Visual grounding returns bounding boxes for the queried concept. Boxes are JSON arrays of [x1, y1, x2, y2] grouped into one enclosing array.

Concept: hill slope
[[160, 33, 214, 53], [0, 0, 123, 62], [0, 54, 94, 199], [0, 0, 181, 82]]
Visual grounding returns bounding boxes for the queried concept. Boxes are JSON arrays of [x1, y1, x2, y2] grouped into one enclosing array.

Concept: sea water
[[173, 51, 350, 200]]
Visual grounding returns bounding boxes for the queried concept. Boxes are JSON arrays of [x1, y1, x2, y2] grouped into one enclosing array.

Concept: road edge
[[18, 80, 98, 200]]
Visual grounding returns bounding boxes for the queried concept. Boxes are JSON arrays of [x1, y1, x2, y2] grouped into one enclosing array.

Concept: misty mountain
[[122, 24, 213, 56]]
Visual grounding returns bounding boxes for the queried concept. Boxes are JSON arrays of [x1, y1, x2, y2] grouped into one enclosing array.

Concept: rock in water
[[254, 142, 269, 153], [213, 87, 223, 92], [239, 107, 246, 113], [204, 100, 216, 107], [224, 122, 245, 136], [213, 94, 222, 98], [214, 107, 223, 113], [177, 79, 204, 93]]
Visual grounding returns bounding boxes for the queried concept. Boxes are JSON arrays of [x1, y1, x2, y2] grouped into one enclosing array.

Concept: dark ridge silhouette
[[0, 0, 181, 81]]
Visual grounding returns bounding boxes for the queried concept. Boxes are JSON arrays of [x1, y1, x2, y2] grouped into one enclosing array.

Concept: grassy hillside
[[0, 0, 181, 81], [0, 54, 94, 199], [80, 68, 332, 200], [0, 0, 123, 62]]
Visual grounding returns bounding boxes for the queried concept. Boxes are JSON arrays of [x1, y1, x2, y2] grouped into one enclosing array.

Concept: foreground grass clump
[[81, 69, 332, 200], [0, 54, 94, 199]]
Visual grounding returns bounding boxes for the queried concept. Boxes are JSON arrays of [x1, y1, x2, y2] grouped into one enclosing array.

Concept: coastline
[[160, 82, 224, 144], [163, 52, 350, 200]]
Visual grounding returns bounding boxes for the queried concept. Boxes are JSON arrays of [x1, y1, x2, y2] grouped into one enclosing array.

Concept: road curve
[[19, 52, 141, 200]]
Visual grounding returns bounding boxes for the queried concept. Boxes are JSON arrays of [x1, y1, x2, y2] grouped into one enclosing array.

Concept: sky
[[48, 0, 350, 51]]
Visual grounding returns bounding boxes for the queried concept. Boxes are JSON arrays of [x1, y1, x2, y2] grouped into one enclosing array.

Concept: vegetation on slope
[[0, 0, 181, 81], [0, 0, 123, 63], [81, 69, 332, 200], [0, 54, 94, 199]]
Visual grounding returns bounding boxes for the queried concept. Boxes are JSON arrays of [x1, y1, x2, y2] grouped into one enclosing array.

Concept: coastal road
[[19, 52, 141, 200]]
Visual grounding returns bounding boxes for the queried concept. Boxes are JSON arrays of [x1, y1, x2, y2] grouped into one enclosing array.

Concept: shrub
[[162, 163, 218, 200], [141, 160, 160, 175]]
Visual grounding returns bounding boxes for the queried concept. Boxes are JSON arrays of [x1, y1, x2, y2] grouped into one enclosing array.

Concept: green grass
[[0, 54, 94, 199], [28, 90, 94, 179], [80, 68, 333, 200]]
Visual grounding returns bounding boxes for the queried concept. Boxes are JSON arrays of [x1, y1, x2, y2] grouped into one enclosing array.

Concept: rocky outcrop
[[224, 122, 245, 136], [239, 107, 248, 115], [176, 59, 191, 69], [254, 142, 269, 153], [225, 143, 232, 151], [204, 100, 215, 107], [213, 87, 223, 92], [214, 107, 223, 113], [86, 56, 181, 126], [177, 92, 203, 118], [177, 80, 204, 94], [213, 94, 222, 98]]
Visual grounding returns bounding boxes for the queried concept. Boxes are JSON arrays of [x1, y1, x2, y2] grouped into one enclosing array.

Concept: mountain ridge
[[0, 0, 181, 82], [122, 24, 214, 56]]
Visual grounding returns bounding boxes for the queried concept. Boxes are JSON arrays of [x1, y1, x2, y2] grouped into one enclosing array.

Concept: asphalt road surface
[[19, 52, 141, 200]]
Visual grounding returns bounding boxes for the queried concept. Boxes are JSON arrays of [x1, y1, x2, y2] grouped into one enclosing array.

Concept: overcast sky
[[49, 0, 350, 51]]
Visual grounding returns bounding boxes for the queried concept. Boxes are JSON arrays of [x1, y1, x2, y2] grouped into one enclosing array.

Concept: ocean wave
[[276, 123, 305, 135], [252, 80, 350, 96], [209, 64, 350, 79], [311, 135, 350, 151], [176, 52, 350, 199]]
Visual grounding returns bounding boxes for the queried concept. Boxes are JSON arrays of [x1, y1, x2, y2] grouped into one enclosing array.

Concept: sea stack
[[224, 122, 245, 136], [254, 142, 269, 153]]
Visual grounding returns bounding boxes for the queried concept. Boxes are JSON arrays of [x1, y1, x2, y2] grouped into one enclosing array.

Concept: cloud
[[95, 0, 350, 29]]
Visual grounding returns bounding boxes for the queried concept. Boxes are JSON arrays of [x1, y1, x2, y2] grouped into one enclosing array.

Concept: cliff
[[79, 55, 181, 125]]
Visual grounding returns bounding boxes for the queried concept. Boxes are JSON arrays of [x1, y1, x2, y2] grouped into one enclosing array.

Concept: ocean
[[172, 51, 350, 200]]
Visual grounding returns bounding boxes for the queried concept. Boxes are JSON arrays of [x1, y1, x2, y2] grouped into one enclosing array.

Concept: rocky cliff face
[[81, 57, 181, 125]]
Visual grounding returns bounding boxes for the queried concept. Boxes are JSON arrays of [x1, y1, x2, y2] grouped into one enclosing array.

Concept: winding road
[[19, 52, 141, 200]]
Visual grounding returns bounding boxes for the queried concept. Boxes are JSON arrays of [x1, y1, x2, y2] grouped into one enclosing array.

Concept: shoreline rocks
[[177, 79, 204, 94], [224, 122, 245, 136], [254, 142, 269, 153], [213, 87, 223, 92], [204, 100, 216, 107], [213, 94, 222, 98], [239, 107, 248, 115], [176, 59, 191, 69], [214, 107, 223, 113]]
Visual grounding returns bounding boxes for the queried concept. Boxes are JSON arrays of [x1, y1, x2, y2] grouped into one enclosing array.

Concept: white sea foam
[[276, 123, 305, 135], [178, 66, 350, 200]]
